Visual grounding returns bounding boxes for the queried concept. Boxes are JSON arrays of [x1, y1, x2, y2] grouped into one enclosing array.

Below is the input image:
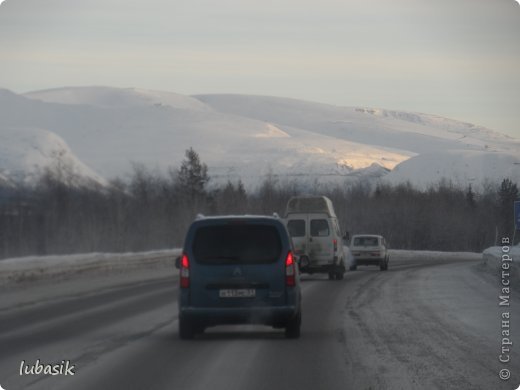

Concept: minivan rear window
[[287, 220, 305, 237], [193, 224, 282, 264], [310, 219, 329, 237]]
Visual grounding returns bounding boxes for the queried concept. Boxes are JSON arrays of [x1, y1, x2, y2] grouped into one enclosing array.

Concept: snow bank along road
[[0, 250, 519, 390]]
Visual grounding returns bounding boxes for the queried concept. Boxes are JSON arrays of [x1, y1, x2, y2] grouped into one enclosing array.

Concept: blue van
[[176, 215, 302, 339]]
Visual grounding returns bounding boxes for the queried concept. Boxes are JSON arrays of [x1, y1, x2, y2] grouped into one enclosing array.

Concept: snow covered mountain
[[0, 86, 519, 189], [195, 94, 518, 155], [195, 94, 520, 188], [383, 150, 520, 189], [0, 125, 107, 187]]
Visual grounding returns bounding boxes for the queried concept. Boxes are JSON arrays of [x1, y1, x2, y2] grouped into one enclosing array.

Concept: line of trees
[[0, 148, 518, 259]]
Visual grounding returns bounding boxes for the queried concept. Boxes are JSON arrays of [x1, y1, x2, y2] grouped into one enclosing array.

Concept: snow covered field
[[0, 250, 181, 313], [0, 249, 180, 286]]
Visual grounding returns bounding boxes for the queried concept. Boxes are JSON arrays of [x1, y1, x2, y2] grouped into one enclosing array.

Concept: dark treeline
[[0, 148, 518, 259]]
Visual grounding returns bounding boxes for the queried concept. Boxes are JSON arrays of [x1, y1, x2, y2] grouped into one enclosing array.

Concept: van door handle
[[309, 237, 313, 242]]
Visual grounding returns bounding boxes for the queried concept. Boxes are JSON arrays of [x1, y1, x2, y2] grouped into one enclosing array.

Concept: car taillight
[[180, 253, 190, 288], [370, 251, 381, 257], [333, 239, 337, 252], [285, 251, 296, 287]]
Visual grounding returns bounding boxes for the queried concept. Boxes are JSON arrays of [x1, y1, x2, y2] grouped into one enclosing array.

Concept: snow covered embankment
[[482, 244, 520, 286], [0, 250, 181, 286]]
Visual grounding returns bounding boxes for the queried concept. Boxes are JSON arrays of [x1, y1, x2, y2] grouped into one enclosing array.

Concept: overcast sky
[[1, 0, 519, 137]]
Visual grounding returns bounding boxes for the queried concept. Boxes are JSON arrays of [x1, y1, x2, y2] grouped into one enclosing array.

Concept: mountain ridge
[[0, 86, 518, 189]]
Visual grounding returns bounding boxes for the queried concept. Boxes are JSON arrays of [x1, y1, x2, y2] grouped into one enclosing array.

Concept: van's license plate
[[219, 289, 256, 298]]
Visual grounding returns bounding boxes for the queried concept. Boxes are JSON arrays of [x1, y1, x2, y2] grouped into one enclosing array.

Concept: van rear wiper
[[204, 256, 241, 263]]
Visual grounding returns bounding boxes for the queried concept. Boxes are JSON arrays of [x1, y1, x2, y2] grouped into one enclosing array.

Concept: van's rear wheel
[[179, 315, 195, 339], [285, 310, 301, 339], [336, 262, 345, 280], [329, 266, 344, 280]]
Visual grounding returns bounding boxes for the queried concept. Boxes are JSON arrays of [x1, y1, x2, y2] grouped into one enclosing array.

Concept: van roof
[[284, 196, 336, 217], [192, 214, 282, 222]]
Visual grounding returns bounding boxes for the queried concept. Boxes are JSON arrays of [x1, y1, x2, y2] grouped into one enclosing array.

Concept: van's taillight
[[285, 251, 296, 287], [180, 253, 190, 288], [333, 239, 337, 252]]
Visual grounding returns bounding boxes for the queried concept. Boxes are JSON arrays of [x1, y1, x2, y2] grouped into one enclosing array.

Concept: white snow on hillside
[[27, 86, 210, 111], [353, 107, 514, 145], [0, 87, 411, 187], [0, 126, 107, 186], [0, 86, 518, 188], [195, 94, 520, 155], [383, 150, 520, 189], [253, 123, 290, 138]]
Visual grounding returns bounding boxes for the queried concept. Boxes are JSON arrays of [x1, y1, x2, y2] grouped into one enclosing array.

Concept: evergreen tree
[[177, 147, 209, 198], [465, 184, 476, 209], [498, 178, 519, 237]]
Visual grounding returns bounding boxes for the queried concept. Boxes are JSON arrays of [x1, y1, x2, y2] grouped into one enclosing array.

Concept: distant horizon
[[1, 0, 519, 137]]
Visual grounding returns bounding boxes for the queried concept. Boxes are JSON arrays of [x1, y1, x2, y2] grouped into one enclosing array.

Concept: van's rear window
[[310, 219, 329, 237], [193, 224, 282, 264], [287, 220, 305, 237]]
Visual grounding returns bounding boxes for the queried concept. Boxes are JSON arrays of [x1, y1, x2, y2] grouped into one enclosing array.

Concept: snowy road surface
[[0, 251, 519, 390]]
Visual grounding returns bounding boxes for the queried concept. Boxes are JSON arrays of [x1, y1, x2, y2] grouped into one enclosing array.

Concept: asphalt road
[[0, 252, 519, 390]]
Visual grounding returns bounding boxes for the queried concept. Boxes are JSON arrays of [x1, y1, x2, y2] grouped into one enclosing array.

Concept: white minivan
[[284, 196, 347, 280]]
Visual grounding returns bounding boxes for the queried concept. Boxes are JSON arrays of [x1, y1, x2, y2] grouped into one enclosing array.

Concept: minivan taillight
[[285, 251, 296, 287], [333, 239, 337, 252], [180, 253, 190, 288]]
